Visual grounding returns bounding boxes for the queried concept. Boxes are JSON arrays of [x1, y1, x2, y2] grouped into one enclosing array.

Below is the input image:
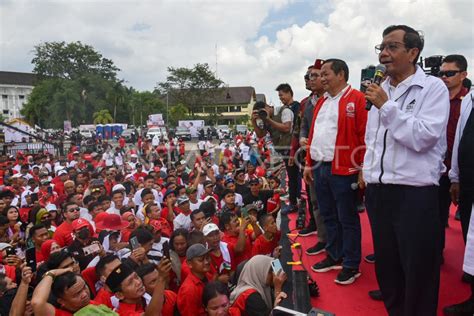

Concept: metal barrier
[[3, 142, 56, 156]]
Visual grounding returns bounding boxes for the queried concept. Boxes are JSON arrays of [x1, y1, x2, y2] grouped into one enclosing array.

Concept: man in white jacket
[[364, 25, 449, 316]]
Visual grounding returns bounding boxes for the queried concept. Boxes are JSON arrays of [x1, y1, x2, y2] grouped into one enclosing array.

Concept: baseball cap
[[164, 189, 175, 199], [45, 203, 58, 212], [202, 223, 220, 236], [241, 203, 259, 214], [40, 179, 50, 185], [72, 218, 90, 232], [131, 154, 138, 158], [112, 184, 126, 192], [58, 170, 68, 176], [224, 178, 234, 185], [203, 180, 214, 188], [177, 196, 190, 205], [186, 187, 197, 194], [186, 243, 211, 260]]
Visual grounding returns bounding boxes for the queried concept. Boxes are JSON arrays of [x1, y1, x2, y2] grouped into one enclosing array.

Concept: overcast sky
[[1, 0, 473, 105]]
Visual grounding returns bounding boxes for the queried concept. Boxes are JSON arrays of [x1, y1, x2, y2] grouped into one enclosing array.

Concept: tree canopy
[[32, 41, 119, 81], [156, 63, 224, 116]]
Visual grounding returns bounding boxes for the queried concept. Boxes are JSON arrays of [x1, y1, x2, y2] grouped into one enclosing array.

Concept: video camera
[[419, 55, 444, 77]]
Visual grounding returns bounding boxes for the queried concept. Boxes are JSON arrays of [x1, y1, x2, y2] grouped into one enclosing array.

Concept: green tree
[[157, 63, 224, 116], [22, 41, 125, 128], [168, 103, 189, 127], [129, 91, 166, 127], [93, 109, 113, 124], [32, 41, 119, 81]]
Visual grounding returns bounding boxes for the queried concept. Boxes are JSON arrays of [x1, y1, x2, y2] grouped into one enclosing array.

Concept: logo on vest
[[405, 99, 416, 112], [346, 102, 355, 117]]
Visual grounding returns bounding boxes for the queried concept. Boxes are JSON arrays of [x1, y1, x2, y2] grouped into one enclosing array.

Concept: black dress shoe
[[368, 289, 383, 301], [443, 297, 474, 316], [462, 273, 473, 284]]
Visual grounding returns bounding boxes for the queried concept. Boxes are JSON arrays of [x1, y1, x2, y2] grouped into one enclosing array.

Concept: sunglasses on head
[[437, 70, 462, 78]]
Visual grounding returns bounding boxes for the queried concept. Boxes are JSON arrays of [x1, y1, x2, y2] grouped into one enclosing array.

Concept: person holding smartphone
[[230, 255, 287, 315]]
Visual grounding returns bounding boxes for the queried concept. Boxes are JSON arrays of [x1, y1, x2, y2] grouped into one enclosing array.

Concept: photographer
[[251, 83, 300, 213]]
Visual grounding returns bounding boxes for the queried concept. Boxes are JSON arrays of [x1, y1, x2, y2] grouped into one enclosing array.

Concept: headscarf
[[229, 255, 273, 309], [35, 208, 48, 225], [40, 239, 57, 262]]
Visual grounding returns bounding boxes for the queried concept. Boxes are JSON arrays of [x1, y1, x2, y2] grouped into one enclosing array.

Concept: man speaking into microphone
[[363, 25, 449, 316]]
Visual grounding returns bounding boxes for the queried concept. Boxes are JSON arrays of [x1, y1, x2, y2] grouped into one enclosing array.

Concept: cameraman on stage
[[251, 84, 300, 213]]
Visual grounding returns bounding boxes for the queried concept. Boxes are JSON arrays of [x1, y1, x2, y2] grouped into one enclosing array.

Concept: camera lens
[[258, 109, 267, 119]]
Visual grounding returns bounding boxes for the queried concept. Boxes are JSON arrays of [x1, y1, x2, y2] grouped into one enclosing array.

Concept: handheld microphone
[[365, 64, 387, 111]]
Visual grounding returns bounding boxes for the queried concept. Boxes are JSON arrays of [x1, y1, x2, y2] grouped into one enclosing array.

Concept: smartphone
[[271, 258, 283, 274], [83, 243, 101, 256], [162, 241, 170, 259], [129, 236, 140, 250], [25, 247, 37, 273], [47, 186, 53, 194], [5, 247, 16, 257]]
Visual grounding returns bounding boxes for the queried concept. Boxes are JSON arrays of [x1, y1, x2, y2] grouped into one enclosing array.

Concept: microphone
[[365, 64, 387, 110]]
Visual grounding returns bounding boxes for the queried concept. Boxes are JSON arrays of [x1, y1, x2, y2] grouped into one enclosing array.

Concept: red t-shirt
[[251, 231, 281, 256], [94, 288, 114, 309], [208, 242, 235, 278], [221, 230, 253, 267], [54, 221, 74, 247], [177, 273, 207, 316], [116, 301, 144, 316], [232, 289, 257, 314], [162, 290, 177, 316]]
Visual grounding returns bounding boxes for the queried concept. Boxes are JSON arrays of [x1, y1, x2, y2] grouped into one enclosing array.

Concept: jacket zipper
[[378, 130, 388, 183]]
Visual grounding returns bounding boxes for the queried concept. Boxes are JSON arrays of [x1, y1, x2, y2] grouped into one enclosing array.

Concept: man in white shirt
[[303, 59, 367, 285], [364, 25, 449, 316]]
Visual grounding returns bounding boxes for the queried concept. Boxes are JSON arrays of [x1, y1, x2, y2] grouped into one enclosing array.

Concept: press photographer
[[251, 84, 300, 213]]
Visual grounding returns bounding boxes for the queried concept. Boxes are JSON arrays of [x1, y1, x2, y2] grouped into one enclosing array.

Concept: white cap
[[131, 154, 138, 158], [202, 223, 220, 236], [112, 184, 126, 192], [0, 243, 12, 251], [58, 170, 68, 176], [46, 203, 58, 212]]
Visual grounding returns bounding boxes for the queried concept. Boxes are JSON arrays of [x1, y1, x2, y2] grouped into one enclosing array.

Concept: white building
[[0, 71, 36, 120]]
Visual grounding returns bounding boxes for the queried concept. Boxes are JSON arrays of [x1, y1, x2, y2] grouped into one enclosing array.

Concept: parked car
[[79, 130, 93, 138], [146, 127, 162, 139], [175, 126, 192, 141], [121, 129, 134, 142]]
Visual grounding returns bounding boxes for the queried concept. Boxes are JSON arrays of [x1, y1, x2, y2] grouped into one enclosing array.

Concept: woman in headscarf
[[230, 255, 287, 315]]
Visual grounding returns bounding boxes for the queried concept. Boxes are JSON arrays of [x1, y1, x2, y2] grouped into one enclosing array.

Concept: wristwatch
[[43, 271, 56, 281]]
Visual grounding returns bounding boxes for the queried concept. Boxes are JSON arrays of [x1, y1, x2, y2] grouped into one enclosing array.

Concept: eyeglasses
[[437, 70, 462, 78], [375, 41, 406, 54], [68, 207, 80, 213]]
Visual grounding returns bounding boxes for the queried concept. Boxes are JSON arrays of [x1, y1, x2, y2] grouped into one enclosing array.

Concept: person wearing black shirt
[[243, 179, 274, 219]]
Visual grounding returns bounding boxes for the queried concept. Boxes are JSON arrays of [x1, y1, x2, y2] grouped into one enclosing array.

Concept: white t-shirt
[[190, 199, 203, 211], [310, 86, 348, 162]]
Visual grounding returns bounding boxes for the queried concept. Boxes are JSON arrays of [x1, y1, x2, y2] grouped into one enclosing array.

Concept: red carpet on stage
[[288, 205, 469, 315]]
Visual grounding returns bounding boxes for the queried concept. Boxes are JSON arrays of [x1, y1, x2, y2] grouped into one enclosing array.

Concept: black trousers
[[460, 188, 474, 243], [366, 184, 440, 316], [283, 157, 301, 206], [438, 175, 451, 250]]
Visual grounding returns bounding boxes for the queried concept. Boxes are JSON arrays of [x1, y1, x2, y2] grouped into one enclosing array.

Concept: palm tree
[[93, 109, 113, 124]]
